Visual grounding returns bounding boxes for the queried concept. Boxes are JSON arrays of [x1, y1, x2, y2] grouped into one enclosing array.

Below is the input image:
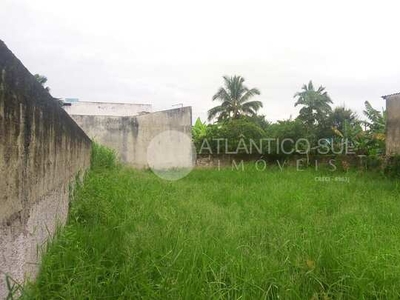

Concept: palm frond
[[212, 87, 230, 102], [209, 75, 262, 121], [208, 105, 227, 121], [239, 88, 261, 104], [242, 100, 263, 112]]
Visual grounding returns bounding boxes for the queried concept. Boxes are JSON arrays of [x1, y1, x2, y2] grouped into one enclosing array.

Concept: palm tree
[[329, 106, 359, 133], [208, 75, 263, 122], [294, 81, 333, 126]]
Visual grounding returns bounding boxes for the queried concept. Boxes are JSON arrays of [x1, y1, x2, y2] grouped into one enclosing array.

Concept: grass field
[[22, 146, 400, 299]]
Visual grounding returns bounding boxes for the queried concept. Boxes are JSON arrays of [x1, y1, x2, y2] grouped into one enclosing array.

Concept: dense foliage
[[195, 118, 266, 155], [196, 77, 387, 161]]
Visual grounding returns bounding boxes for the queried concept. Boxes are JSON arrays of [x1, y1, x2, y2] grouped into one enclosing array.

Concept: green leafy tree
[[294, 81, 333, 127], [34, 74, 50, 92], [208, 75, 263, 122], [328, 106, 362, 153], [331, 119, 365, 154], [192, 118, 207, 138], [362, 101, 386, 155], [242, 114, 270, 131], [329, 106, 359, 133], [192, 118, 208, 149], [265, 118, 307, 157], [196, 118, 266, 155], [363, 101, 386, 134], [331, 102, 386, 155], [34, 73, 65, 106]]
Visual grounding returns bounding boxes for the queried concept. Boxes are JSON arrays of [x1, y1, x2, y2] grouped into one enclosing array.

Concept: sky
[[1, 0, 399, 123]]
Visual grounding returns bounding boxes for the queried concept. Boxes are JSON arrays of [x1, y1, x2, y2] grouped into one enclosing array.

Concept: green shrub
[[196, 118, 266, 155], [384, 155, 400, 178], [364, 155, 383, 171], [90, 142, 118, 170]]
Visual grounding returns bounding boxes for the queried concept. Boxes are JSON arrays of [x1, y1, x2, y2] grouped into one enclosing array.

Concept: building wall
[[0, 40, 92, 298], [63, 101, 152, 116], [71, 107, 192, 168], [385, 94, 400, 155]]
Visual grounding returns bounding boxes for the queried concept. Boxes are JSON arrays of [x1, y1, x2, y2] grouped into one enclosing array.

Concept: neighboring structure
[[0, 41, 91, 298], [68, 106, 193, 168], [63, 100, 152, 117], [61, 94, 193, 169], [382, 92, 400, 155]]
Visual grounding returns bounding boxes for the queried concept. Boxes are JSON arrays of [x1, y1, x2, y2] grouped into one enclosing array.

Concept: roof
[[382, 92, 400, 100]]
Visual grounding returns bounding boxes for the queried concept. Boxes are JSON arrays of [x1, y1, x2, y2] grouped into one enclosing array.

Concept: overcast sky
[[1, 0, 399, 122]]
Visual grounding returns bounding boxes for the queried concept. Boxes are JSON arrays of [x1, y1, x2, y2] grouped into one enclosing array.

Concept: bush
[[90, 142, 118, 170], [384, 155, 400, 178], [263, 119, 308, 159], [196, 118, 266, 155]]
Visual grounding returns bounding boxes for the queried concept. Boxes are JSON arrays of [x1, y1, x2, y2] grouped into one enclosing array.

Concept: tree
[[294, 81, 333, 127], [192, 118, 208, 150], [362, 101, 386, 155], [331, 102, 386, 155], [363, 101, 386, 134], [329, 106, 359, 134], [328, 106, 361, 153], [34, 74, 50, 92], [198, 118, 266, 155], [208, 75, 263, 122], [34, 73, 64, 106], [239, 114, 270, 132], [192, 118, 207, 139], [265, 118, 307, 157]]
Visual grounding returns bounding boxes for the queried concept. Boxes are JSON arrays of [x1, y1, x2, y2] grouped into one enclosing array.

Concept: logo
[[147, 130, 196, 181]]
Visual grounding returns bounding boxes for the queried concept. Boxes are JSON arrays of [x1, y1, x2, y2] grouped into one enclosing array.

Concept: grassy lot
[[22, 146, 400, 299]]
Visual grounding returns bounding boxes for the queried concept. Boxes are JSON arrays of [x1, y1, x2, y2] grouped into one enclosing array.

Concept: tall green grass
[[23, 146, 400, 299], [90, 142, 119, 170]]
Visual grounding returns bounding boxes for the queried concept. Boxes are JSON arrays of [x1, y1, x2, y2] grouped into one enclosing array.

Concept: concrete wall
[[71, 107, 192, 168], [63, 101, 152, 116], [385, 94, 400, 155], [0, 40, 92, 298]]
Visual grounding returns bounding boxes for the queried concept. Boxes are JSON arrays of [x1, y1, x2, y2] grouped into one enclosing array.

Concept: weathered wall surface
[[71, 107, 192, 168], [385, 94, 400, 155], [63, 101, 152, 116], [0, 40, 92, 298]]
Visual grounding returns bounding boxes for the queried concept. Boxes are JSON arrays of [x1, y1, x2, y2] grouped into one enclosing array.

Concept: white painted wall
[[63, 101, 152, 116]]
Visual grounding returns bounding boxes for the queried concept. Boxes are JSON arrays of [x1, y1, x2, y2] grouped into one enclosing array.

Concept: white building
[[63, 100, 152, 117]]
